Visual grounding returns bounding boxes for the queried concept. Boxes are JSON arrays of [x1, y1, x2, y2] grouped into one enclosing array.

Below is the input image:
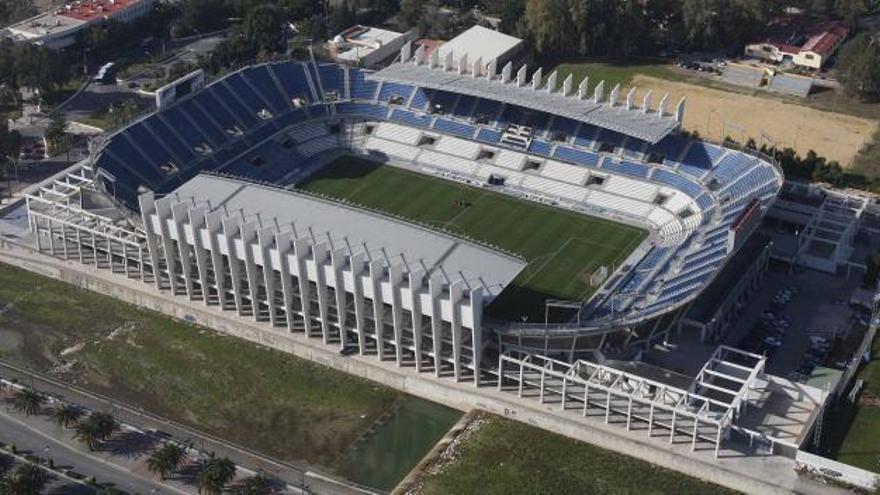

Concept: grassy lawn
[[418, 415, 740, 495], [300, 156, 647, 321], [828, 332, 880, 472], [0, 261, 401, 469], [544, 57, 688, 95]]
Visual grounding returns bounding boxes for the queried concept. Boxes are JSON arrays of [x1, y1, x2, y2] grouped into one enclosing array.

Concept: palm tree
[[88, 412, 118, 441], [50, 404, 82, 429], [74, 420, 102, 451], [11, 389, 45, 417], [233, 473, 272, 495], [0, 463, 48, 495], [197, 454, 236, 495], [146, 443, 187, 480]]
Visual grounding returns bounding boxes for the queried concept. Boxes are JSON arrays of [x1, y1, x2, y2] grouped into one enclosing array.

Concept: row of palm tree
[[145, 443, 187, 481], [0, 464, 48, 495], [8, 387, 118, 452], [196, 453, 236, 495], [73, 412, 118, 451]]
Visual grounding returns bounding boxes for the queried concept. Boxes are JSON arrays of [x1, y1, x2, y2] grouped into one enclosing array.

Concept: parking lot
[[721, 266, 866, 378]]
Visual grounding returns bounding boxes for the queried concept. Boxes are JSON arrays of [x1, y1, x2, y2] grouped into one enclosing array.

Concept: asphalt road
[[0, 413, 168, 494], [0, 361, 372, 495]]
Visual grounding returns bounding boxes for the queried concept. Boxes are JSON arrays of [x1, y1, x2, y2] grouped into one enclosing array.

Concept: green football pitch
[[300, 156, 647, 321]]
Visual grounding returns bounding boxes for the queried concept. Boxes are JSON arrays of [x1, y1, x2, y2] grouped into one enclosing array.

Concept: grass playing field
[[299, 156, 647, 321]]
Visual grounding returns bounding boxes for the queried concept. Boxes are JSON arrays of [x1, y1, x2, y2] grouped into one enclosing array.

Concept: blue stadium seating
[[476, 128, 502, 144], [652, 169, 703, 197], [409, 88, 431, 110], [573, 124, 599, 148], [349, 69, 378, 101], [429, 90, 458, 112], [603, 160, 649, 178], [378, 82, 414, 103], [209, 83, 259, 127], [472, 99, 502, 124], [316, 64, 343, 94], [529, 140, 553, 157], [336, 103, 389, 119], [554, 146, 600, 167], [144, 117, 196, 164], [390, 109, 433, 128], [547, 117, 578, 139], [683, 142, 725, 169], [451, 95, 477, 118], [242, 66, 289, 114], [434, 119, 476, 138], [270, 62, 314, 102], [648, 135, 688, 163]]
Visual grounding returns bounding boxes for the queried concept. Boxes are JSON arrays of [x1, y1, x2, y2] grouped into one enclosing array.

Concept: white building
[[5, 0, 156, 49], [437, 25, 525, 76], [136, 174, 526, 383], [329, 25, 414, 68]]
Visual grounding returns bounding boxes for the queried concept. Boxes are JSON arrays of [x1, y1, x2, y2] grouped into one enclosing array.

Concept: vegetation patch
[[415, 414, 740, 495], [0, 261, 399, 469]]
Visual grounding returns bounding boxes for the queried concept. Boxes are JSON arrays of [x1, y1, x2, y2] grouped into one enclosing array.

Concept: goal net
[[590, 265, 609, 287]]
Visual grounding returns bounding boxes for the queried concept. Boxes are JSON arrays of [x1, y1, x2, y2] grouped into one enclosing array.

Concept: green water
[[339, 395, 461, 492]]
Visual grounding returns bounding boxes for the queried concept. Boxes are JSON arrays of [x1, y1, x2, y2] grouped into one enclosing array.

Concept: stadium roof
[[169, 174, 527, 295], [372, 62, 680, 143], [437, 26, 523, 69]]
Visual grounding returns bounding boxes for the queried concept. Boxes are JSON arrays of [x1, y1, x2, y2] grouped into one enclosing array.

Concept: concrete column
[[188, 207, 210, 303], [388, 264, 404, 365], [292, 237, 314, 336], [312, 242, 331, 343], [171, 202, 195, 299], [409, 270, 425, 371], [204, 212, 226, 308], [154, 198, 180, 294], [428, 273, 444, 376], [450, 281, 464, 381], [350, 253, 367, 353], [470, 287, 484, 385], [258, 228, 279, 326], [331, 248, 349, 348], [239, 221, 261, 320], [369, 260, 386, 360], [275, 232, 296, 331], [221, 217, 245, 315]]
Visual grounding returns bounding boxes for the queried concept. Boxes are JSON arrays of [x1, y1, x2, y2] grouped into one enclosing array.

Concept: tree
[[146, 443, 187, 480], [12, 389, 45, 417], [0, 464, 48, 495], [74, 412, 118, 450], [197, 454, 236, 495], [181, 0, 229, 34], [74, 420, 102, 451], [50, 404, 82, 429], [837, 32, 880, 102], [233, 473, 272, 495], [398, 0, 423, 31], [44, 112, 68, 156], [244, 4, 287, 54]]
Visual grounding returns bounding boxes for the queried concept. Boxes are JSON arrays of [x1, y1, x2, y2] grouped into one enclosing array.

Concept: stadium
[[25, 43, 783, 390]]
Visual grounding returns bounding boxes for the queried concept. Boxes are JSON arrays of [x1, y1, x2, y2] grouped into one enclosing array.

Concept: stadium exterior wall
[[0, 239, 834, 495]]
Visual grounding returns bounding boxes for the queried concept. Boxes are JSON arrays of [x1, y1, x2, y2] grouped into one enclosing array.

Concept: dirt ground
[[632, 75, 878, 167]]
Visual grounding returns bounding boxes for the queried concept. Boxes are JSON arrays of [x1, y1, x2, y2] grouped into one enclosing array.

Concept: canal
[[339, 395, 461, 492]]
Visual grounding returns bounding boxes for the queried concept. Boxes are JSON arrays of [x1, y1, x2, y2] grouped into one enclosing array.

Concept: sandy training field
[[632, 75, 878, 167]]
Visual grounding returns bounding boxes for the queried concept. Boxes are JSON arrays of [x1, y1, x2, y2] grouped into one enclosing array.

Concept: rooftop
[[761, 17, 849, 56], [169, 174, 527, 296], [437, 25, 523, 67], [372, 62, 680, 143], [59, 0, 145, 21], [6, 12, 86, 38], [332, 25, 407, 63]]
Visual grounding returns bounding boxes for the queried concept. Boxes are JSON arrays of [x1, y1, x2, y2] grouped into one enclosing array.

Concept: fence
[[796, 449, 879, 490]]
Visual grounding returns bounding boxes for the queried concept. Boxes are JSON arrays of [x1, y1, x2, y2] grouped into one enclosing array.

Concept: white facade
[[133, 178, 528, 384]]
